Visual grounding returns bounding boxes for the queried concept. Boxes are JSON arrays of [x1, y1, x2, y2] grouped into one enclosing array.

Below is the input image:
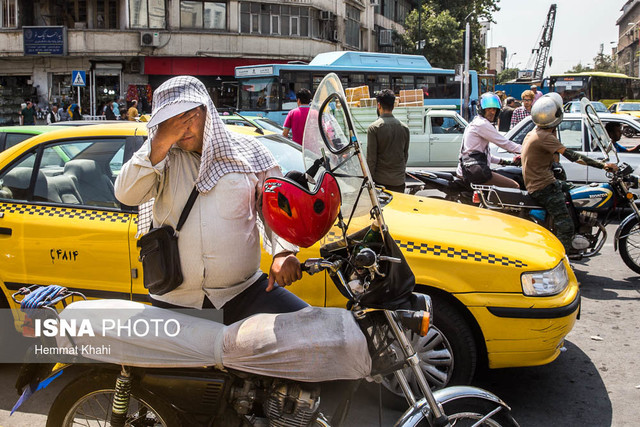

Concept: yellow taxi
[[608, 101, 640, 118], [0, 121, 579, 390]]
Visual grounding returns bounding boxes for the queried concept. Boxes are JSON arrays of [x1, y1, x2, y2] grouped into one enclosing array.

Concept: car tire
[[376, 295, 478, 409]]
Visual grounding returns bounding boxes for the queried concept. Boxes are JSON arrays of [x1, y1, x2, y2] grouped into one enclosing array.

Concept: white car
[[492, 112, 640, 185]]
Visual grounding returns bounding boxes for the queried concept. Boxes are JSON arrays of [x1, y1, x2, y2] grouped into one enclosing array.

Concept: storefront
[[92, 63, 122, 116]]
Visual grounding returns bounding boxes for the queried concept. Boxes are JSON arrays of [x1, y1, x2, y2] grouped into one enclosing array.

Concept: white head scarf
[[148, 75, 278, 193], [137, 76, 278, 235]]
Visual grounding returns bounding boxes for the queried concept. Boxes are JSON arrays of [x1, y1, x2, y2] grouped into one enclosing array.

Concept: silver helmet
[[531, 93, 563, 129]]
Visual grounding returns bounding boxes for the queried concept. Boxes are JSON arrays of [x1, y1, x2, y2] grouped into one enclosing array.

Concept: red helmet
[[262, 171, 341, 248]]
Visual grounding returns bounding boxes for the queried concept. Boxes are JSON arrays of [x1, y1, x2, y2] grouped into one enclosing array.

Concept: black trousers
[[149, 273, 309, 325]]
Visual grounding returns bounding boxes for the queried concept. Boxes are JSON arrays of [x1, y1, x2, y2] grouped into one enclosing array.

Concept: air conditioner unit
[[379, 29, 393, 46], [140, 31, 160, 47]]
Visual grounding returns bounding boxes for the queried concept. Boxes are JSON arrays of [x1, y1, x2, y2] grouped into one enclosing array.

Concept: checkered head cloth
[[137, 76, 278, 236]]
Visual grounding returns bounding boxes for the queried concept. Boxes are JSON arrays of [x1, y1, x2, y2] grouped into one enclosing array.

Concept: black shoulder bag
[[137, 187, 199, 296], [459, 138, 492, 184]]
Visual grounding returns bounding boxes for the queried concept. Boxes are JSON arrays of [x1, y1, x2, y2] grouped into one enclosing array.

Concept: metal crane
[[527, 3, 557, 81]]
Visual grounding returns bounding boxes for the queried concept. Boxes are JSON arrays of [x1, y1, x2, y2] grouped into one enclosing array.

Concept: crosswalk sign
[[72, 70, 86, 87]]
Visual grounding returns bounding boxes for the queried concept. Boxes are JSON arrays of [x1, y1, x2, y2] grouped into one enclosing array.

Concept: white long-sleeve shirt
[[456, 115, 522, 176], [115, 140, 297, 309]]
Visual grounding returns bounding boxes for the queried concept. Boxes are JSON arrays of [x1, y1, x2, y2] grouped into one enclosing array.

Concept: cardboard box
[[399, 89, 423, 104], [345, 86, 370, 103], [359, 97, 377, 107], [398, 101, 424, 107]]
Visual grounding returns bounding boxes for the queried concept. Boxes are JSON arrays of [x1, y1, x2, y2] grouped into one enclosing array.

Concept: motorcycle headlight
[[521, 261, 569, 296]]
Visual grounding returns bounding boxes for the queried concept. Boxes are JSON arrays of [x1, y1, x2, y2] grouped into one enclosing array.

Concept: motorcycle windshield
[[302, 73, 383, 241], [581, 97, 619, 164]]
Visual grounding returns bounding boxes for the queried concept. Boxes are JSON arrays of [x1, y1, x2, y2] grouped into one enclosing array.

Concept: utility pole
[[463, 17, 471, 120]]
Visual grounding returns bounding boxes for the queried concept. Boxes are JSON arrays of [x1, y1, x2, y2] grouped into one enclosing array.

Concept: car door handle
[[431, 137, 440, 141], [0, 227, 12, 236]]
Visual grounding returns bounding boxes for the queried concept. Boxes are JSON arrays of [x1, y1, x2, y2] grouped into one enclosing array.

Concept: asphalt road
[[0, 223, 638, 426]]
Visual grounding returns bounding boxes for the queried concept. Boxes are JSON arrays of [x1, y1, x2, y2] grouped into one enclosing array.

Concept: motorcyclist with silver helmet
[[456, 92, 523, 188], [521, 93, 618, 253]]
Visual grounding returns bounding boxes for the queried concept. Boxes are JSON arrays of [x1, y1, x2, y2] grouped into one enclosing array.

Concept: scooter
[[11, 73, 518, 427]]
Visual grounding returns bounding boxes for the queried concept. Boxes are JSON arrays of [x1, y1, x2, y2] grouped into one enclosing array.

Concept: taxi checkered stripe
[[1, 203, 130, 224], [395, 240, 528, 268]]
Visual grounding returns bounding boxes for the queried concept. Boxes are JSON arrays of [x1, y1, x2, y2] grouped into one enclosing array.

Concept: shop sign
[[23, 26, 67, 56], [235, 66, 274, 78]]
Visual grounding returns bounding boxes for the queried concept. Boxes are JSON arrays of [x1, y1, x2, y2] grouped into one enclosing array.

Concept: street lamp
[[507, 52, 517, 69]]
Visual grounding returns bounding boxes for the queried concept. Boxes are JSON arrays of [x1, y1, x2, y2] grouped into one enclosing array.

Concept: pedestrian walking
[[510, 90, 534, 129], [282, 88, 312, 145]]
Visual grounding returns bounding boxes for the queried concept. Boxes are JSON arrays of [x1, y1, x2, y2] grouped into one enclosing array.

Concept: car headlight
[[521, 261, 569, 296]]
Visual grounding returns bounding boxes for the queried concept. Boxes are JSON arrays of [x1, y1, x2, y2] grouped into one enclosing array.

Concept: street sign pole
[[77, 86, 81, 111]]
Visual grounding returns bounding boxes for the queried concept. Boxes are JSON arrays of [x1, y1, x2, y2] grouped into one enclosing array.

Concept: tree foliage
[[565, 49, 621, 74], [401, 6, 463, 69], [401, 0, 501, 71], [497, 68, 518, 84]]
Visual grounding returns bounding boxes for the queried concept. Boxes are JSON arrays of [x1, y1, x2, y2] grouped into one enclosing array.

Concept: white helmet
[[531, 93, 563, 129]]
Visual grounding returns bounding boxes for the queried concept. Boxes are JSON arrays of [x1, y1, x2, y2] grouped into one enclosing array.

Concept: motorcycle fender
[[613, 213, 639, 252], [393, 386, 512, 427]]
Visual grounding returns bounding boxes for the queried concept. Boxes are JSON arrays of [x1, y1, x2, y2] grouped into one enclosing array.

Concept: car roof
[[0, 125, 56, 134]]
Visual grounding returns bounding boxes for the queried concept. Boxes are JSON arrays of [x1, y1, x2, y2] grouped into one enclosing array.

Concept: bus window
[[349, 74, 365, 87], [367, 74, 389, 95], [239, 77, 279, 111], [281, 72, 311, 108], [391, 75, 414, 93], [416, 76, 435, 98]]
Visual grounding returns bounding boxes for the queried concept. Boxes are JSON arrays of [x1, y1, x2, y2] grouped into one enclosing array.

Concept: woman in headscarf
[[115, 76, 308, 324]]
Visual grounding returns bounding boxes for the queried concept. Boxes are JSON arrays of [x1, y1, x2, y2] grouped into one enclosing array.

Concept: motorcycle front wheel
[[618, 216, 640, 274], [46, 371, 181, 427], [416, 397, 519, 427]]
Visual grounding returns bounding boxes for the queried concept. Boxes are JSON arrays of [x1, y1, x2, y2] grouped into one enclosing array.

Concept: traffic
[[1, 1, 640, 426]]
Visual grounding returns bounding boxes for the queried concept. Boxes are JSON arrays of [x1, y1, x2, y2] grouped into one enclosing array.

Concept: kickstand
[[331, 379, 361, 427]]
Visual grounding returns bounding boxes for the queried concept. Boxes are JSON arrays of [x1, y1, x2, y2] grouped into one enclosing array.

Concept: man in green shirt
[[20, 100, 36, 125], [366, 89, 410, 193]]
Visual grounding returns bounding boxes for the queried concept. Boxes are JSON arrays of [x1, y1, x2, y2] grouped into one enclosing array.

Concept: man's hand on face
[[150, 107, 201, 164], [267, 252, 302, 291]]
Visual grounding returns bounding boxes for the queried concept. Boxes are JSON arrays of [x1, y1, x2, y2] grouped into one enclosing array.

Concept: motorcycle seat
[[486, 186, 542, 209]]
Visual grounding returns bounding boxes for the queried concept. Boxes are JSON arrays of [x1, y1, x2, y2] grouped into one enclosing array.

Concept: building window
[[181, 1, 226, 30], [0, 0, 17, 28], [130, 0, 166, 29], [240, 2, 309, 37], [96, 0, 118, 29], [345, 5, 360, 48]]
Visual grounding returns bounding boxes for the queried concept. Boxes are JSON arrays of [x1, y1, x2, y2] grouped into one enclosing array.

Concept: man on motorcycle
[[521, 93, 618, 253], [456, 92, 522, 188], [115, 76, 308, 324]]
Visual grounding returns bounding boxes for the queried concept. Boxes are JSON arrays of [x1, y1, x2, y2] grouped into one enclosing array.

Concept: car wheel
[[378, 296, 477, 407]]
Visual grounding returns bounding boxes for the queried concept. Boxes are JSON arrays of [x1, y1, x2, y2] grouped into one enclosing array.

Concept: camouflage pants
[[530, 181, 574, 251]]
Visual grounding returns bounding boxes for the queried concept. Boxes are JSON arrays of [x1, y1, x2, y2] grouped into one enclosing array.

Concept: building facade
[[616, 0, 640, 77], [0, 0, 410, 124], [486, 46, 505, 75]]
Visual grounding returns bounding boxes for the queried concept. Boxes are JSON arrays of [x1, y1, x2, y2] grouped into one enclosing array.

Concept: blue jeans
[[149, 273, 309, 325]]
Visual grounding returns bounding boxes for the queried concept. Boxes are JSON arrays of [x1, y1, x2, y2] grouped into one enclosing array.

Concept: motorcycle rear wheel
[[618, 216, 640, 274], [46, 371, 181, 427], [417, 397, 519, 426]]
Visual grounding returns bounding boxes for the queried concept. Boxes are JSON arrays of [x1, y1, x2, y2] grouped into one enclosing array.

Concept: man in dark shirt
[[497, 97, 516, 132], [366, 89, 410, 193], [20, 100, 36, 125]]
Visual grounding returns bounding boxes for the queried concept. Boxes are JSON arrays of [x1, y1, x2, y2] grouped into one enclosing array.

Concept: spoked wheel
[[47, 372, 180, 427], [380, 296, 477, 408], [382, 325, 454, 395], [618, 216, 640, 274]]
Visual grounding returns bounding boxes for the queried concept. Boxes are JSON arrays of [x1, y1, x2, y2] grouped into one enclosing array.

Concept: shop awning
[[143, 57, 287, 76]]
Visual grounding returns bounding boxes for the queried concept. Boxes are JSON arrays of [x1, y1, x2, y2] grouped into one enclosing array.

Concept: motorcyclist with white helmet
[[521, 93, 618, 253], [456, 92, 523, 188]]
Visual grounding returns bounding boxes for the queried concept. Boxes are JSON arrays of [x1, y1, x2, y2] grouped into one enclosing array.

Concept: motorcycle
[[11, 73, 518, 427], [405, 166, 525, 205], [471, 99, 640, 272]]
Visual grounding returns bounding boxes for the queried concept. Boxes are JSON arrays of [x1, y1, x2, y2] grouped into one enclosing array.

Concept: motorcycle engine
[[578, 211, 598, 227], [263, 382, 321, 427]]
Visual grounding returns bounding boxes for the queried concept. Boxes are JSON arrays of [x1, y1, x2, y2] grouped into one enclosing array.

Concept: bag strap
[[176, 186, 199, 232]]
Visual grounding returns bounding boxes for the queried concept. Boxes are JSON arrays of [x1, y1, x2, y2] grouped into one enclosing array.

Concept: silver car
[[492, 112, 640, 185]]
